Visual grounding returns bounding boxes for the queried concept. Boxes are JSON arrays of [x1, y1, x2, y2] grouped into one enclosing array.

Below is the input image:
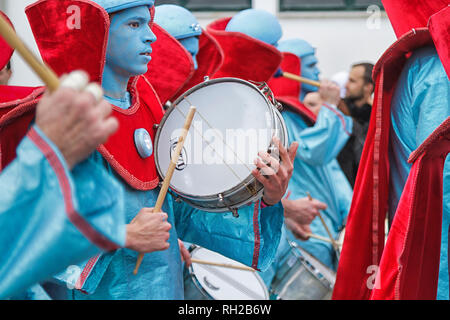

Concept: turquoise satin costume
[[0, 125, 126, 299], [388, 46, 450, 300], [283, 106, 353, 270]]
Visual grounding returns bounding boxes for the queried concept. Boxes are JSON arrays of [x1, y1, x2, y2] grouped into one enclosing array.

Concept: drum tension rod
[[219, 193, 239, 218]]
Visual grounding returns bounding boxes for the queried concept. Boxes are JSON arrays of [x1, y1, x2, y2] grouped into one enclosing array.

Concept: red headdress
[[267, 52, 316, 123], [206, 17, 282, 83], [333, 2, 450, 300], [175, 28, 224, 97], [145, 25, 224, 105]]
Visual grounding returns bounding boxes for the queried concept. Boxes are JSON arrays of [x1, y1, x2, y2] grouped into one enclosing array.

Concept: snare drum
[[270, 242, 336, 300], [183, 246, 269, 300], [155, 77, 288, 212]]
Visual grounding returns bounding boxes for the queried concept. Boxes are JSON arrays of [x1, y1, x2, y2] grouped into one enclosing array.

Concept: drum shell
[[155, 78, 288, 212]]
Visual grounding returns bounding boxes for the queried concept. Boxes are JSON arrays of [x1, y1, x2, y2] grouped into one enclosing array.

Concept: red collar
[[98, 77, 164, 190]]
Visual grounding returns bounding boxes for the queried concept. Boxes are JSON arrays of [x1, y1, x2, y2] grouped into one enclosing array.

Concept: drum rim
[[187, 246, 270, 300], [154, 77, 279, 200], [287, 241, 336, 288], [175, 186, 264, 213]]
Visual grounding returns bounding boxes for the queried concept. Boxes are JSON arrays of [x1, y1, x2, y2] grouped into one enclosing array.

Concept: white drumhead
[[190, 247, 269, 300], [156, 79, 275, 197], [297, 247, 336, 284]]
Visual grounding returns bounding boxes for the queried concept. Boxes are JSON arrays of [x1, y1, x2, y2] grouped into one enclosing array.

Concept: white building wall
[[4, 0, 43, 86], [3, 0, 396, 86]]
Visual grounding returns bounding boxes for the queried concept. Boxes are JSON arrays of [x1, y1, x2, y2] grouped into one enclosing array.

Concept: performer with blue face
[[32, 0, 292, 300], [154, 4, 202, 69], [102, 5, 156, 109], [277, 39, 321, 102]]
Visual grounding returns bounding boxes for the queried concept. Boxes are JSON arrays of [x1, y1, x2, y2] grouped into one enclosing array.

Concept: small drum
[[184, 246, 269, 300], [155, 77, 288, 212], [270, 242, 336, 300]]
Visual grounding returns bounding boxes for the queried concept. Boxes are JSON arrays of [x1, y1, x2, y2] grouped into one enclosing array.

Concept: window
[[155, 0, 252, 11], [280, 0, 383, 11]]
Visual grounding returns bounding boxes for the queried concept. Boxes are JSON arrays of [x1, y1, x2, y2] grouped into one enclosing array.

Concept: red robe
[[333, 2, 450, 300]]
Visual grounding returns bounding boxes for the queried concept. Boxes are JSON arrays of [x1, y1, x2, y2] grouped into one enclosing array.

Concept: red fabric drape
[[332, 29, 434, 299], [371, 117, 450, 300], [429, 6, 450, 79], [144, 23, 194, 106], [382, 0, 448, 39]]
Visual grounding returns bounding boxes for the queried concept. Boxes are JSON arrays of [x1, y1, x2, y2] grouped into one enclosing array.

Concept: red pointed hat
[[25, 0, 109, 83], [206, 17, 282, 83], [0, 11, 14, 70], [175, 28, 224, 99], [267, 52, 316, 122], [382, 0, 448, 38]]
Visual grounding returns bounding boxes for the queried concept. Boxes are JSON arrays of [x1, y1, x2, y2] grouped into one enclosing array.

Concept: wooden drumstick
[[306, 233, 342, 247], [282, 71, 321, 88], [133, 106, 197, 275], [0, 13, 59, 92], [306, 192, 340, 252], [191, 259, 255, 272], [306, 232, 333, 244]]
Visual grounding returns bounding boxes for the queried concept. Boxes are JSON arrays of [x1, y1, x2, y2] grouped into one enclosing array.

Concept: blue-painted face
[[179, 36, 200, 69], [300, 54, 321, 97], [105, 6, 156, 77]]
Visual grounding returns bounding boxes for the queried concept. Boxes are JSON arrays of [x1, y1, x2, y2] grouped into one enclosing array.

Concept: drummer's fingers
[[254, 157, 277, 177], [297, 224, 312, 241], [178, 240, 192, 267], [258, 151, 280, 173], [252, 167, 279, 188]]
